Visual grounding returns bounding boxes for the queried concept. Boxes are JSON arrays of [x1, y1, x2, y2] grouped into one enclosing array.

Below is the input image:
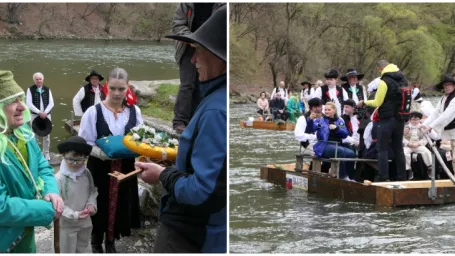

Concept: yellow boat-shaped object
[[123, 135, 178, 161]]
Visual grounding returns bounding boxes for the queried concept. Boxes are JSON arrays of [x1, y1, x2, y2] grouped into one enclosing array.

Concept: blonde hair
[[325, 102, 338, 116]]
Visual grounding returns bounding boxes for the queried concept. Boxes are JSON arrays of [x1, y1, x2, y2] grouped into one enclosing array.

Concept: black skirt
[[87, 156, 141, 239]]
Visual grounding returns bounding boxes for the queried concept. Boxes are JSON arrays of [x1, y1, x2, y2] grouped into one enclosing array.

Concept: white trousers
[[60, 225, 92, 253], [30, 114, 51, 154], [404, 145, 432, 170]]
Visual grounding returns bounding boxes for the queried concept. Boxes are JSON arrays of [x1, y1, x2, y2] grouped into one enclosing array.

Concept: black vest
[[321, 85, 344, 110], [341, 83, 364, 102], [29, 85, 51, 115], [81, 84, 106, 113], [95, 103, 137, 138], [443, 90, 455, 130], [378, 71, 407, 119], [341, 114, 353, 136]]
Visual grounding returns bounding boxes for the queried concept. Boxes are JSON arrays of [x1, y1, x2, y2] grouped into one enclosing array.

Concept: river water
[[229, 100, 455, 253], [0, 39, 178, 152]]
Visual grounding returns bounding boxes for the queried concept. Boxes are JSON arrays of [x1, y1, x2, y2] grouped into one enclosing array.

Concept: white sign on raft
[[286, 173, 308, 191]]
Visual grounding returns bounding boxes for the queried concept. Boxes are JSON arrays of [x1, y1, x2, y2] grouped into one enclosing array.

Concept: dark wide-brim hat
[[165, 5, 226, 62], [434, 74, 455, 91], [341, 68, 364, 81], [85, 70, 104, 82], [324, 68, 339, 79], [32, 117, 52, 137], [57, 136, 92, 156], [300, 81, 312, 86]]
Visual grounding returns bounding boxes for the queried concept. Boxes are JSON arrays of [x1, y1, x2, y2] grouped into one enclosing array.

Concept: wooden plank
[[375, 186, 394, 206], [260, 167, 268, 180], [312, 159, 322, 172], [239, 120, 296, 131], [371, 179, 455, 189]]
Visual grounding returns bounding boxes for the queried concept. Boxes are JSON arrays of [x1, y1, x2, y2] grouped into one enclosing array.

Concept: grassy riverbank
[[141, 83, 179, 122]]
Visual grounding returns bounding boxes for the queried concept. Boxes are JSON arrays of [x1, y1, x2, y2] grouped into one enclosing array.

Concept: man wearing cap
[[72, 70, 106, 117], [359, 60, 408, 181], [0, 70, 63, 253], [422, 74, 455, 172], [26, 72, 54, 161], [171, 3, 225, 134], [295, 98, 323, 159], [134, 5, 226, 253], [313, 68, 349, 115]]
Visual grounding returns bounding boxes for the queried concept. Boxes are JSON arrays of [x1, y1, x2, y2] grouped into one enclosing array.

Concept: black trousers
[[173, 47, 200, 128], [153, 223, 199, 253], [377, 116, 406, 181]]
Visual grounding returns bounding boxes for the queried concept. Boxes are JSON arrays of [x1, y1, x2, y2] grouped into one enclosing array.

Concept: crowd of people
[[0, 3, 226, 254], [291, 61, 455, 182]]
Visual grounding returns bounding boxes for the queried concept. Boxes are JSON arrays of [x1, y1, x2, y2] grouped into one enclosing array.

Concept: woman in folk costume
[[0, 70, 63, 253], [78, 67, 143, 253]]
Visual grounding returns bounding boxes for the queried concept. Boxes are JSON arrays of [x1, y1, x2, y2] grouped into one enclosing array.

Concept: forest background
[[230, 3, 455, 99]]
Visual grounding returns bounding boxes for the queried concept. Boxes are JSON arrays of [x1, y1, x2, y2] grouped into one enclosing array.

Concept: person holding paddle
[[0, 70, 63, 253], [421, 74, 455, 172]]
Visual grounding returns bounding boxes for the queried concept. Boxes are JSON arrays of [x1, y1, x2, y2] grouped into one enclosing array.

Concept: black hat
[[32, 117, 52, 137], [324, 68, 339, 79], [57, 136, 92, 156], [165, 5, 226, 62], [343, 99, 356, 107], [308, 97, 322, 108], [341, 68, 364, 81], [410, 112, 423, 119], [85, 70, 104, 82], [434, 74, 455, 91], [300, 81, 312, 86]]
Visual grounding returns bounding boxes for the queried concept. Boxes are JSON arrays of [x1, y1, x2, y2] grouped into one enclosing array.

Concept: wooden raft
[[240, 120, 295, 131], [260, 156, 455, 207]]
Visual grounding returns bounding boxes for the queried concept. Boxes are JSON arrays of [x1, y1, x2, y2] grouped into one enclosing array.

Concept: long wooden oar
[[422, 132, 455, 184]]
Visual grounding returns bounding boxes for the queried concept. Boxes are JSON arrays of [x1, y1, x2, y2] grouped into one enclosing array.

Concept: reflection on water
[[0, 39, 178, 152], [229, 102, 455, 253]]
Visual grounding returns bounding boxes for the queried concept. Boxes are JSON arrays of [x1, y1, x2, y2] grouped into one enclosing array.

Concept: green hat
[[0, 71, 24, 103]]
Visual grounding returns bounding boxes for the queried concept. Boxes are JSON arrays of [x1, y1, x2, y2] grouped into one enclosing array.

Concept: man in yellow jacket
[[359, 60, 408, 181]]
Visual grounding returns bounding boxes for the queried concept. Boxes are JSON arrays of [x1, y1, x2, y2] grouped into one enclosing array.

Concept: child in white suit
[[55, 136, 98, 253], [403, 112, 432, 177]]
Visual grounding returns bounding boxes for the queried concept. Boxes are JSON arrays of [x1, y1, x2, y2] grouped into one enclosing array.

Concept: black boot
[[91, 233, 104, 253], [105, 240, 117, 253]]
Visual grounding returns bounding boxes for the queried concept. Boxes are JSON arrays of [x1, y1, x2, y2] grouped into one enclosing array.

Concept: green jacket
[[0, 134, 57, 252]]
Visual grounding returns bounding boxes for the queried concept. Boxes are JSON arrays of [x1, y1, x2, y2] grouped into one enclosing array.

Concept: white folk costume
[[271, 87, 289, 103], [73, 71, 106, 117], [403, 124, 432, 170], [25, 84, 54, 159], [423, 74, 455, 171], [78, 102, 143, 251], [56, 162, 98, 253]]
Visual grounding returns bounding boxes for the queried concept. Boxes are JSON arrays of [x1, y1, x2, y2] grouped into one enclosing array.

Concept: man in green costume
[[0, 70, 64, 253]]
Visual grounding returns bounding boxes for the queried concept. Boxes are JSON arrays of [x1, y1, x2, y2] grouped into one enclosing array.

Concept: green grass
[[140, 83, 179, 122]]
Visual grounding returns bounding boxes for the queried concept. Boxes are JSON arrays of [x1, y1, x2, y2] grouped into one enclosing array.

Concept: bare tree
[[5, 3, 27, 24], [96, 3, 119, 34]]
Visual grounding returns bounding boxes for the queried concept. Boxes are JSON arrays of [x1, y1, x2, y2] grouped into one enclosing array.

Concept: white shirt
[[301, 88, 315, 102], [26, 86, 55, 115], [424, 95, 455, 141], [313, 86, 349, 115], [412, 88, 422, 102], [78, 103, 144, 146], [294, 115, 317, 143], [73, 86, 103, 117], [271, 87, 288, 102], [342, 115, 360, 145]]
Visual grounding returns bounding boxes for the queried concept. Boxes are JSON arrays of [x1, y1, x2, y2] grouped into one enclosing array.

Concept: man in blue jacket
[[135, 5, 226, 253]]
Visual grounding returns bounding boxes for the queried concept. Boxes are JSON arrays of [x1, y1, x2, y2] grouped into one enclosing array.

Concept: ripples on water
[[229, 103, 455, 254]]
